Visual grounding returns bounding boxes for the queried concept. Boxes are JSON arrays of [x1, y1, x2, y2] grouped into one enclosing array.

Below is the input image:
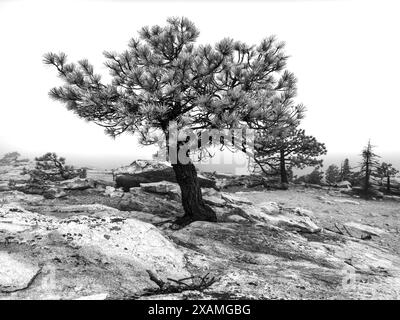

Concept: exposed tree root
[[139, 270, 219, 298]]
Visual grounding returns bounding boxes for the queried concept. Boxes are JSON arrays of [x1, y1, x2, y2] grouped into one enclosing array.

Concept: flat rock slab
[[74, 293, 108, 300], [333, 199, 360, 205], [57, 216, 190, 280], [345, 221, 386, 236], [239, 202, 321, 234], [0, 252, 40, 293], [0, 221, 32, 232], [0, 203, 190, 299], [0, 191, 44, 204]]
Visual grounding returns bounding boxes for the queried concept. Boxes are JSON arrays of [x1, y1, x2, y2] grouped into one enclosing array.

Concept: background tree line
[[292, 140, 399, 199]]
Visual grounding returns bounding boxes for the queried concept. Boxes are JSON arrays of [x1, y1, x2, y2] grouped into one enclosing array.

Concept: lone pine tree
[[359, 140, 380, 197], [44, 17, 294, 224], [377, 162, 399, 193], [253, 128, 326, 184], [246, 69, 326, 186]]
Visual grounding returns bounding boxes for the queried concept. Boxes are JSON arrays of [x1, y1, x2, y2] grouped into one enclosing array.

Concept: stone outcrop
[[0, 203, 189, 299], [114, 160, 216, 190], [335, 181, 352, 189], [140, 181, 180, 195], [140, 181, 181, 201], [213, 174, 269, 189], [0, 252, 41, 293], [112, 160, 170, 176], [42, 187, 68, 199], [234, 202, 321, 234], [57, 177, 95, 190], [0, 161, 33, 183]]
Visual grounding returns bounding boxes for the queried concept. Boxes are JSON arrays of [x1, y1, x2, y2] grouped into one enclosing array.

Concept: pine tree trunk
[[280, 149, 288, 184], [364, 159, 370, 195], [164, 128, 216, 226], [172, 161, 217, 225]]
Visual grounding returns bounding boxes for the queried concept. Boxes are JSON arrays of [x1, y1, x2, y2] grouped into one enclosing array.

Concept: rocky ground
[[1, 158, 400, 300]]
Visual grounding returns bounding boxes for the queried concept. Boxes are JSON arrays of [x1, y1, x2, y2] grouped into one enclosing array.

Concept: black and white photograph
[[1, 0, 400, 307]]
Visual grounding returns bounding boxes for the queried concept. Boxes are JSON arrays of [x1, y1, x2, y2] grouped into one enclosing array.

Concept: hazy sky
[[0, 0, 399, 169]]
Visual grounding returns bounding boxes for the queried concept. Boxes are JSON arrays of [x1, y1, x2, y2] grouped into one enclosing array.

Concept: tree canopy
[[44, 17, 294, 149]]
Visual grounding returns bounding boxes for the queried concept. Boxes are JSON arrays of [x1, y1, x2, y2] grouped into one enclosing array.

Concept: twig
[[146, 270, 165, 289], [342, 225, 354, 237], [167, 277, 192, 287], [334, 223, 344, 235], [143, 270, 219, 299]]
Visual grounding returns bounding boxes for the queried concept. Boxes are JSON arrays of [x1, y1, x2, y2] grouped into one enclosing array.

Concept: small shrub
[[0, 152, 20, 164], [24, 152, 86, 184]]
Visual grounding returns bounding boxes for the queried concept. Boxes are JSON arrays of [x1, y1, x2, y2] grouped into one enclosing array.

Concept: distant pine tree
[[377, 162, 399, 193], [340, 158, 352, 181], [359, 140, 380, 197], [325, 164, 340, 184], [254, 128, 326, 185]]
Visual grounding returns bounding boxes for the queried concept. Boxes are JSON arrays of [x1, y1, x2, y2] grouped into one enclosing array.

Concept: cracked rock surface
[[2, 161, 400, 299], [0, 252, 41, 293]]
